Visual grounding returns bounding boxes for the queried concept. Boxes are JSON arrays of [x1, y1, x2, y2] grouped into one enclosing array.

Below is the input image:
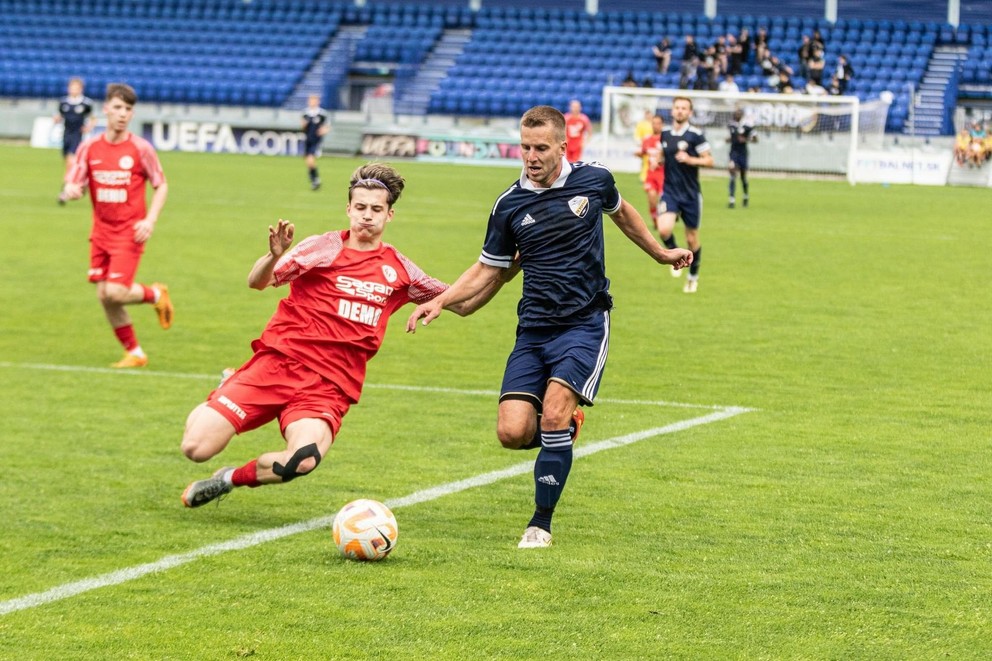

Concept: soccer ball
[[332, 499, 398, 561]]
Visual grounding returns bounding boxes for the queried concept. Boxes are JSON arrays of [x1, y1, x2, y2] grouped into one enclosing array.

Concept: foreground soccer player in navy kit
[[658, 96, 714, 293], [407, 105, 692, 548]]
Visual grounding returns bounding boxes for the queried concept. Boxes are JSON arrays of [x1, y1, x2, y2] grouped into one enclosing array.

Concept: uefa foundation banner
[[360, 132, 521, 165]]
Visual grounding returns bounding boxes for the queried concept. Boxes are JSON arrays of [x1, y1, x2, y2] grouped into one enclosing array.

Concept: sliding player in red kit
[[62, 82, 173, 368], [179, 163, 509, 508]]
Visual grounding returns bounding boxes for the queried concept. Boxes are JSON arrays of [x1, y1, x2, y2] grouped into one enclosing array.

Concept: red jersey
[[640, 134, 664, 171], [258, 230, 447, 403], [67, 133, 165, 236], [565, 113, 592, 150]]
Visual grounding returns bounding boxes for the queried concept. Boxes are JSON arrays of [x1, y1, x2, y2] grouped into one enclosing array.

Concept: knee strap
[[273, 443, 322, 482]]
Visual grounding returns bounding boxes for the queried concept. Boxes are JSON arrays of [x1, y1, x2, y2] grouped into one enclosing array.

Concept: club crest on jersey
[[118, 155, 134, 169], [381, 265, 398, 283], [568, 196, 589, 218]]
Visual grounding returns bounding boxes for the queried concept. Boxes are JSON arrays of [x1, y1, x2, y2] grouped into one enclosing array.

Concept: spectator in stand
[[738, 27, 752, 65], [621, 70, 638, 87], [653, 37, 672, 74], [754, 27, 770, 64], [727, 33, 744, 75], [641, 75, 654, 88], [760, 52, 779, 86], [679, 35, 700, 89], [797, 35, 813, 80], [718, 74, 740, 94], [713, 35, 729, 74], [697, 45, 720, 90], [812, 29, 826, 53], [968, 120, 989, 166], [776, 70, 794, 94], [807, 47, 826, 87], [827, 75, 843, 96], [835, 55, 854, 94], [954, 127, 972, 166]]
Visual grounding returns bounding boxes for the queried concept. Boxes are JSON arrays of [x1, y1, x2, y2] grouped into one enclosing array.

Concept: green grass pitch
[[0, 143, 990, 659]]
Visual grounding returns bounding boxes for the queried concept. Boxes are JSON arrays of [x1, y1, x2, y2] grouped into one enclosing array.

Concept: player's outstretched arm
[[608, 199, 693, 269], [406, 261, 507, 332], [248, 219, 294, 290], [445, 260, 520, 317]]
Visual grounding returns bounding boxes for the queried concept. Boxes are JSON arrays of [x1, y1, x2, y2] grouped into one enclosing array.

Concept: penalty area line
[[0, 406, 750, 616]]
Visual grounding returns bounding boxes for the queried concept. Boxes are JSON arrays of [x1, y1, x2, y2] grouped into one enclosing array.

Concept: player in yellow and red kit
[[635, 114, 666, 238], [63, 83, 173, 368], [179, 163, 510, 508]]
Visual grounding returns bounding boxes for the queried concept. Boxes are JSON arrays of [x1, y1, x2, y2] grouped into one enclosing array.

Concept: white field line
[[0, 361, 742, 410], [0, 406, 751, 617]]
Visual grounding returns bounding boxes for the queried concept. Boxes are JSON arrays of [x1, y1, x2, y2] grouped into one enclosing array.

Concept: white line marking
[[0, 407, 750, 616], [0, 361, 746, 411]]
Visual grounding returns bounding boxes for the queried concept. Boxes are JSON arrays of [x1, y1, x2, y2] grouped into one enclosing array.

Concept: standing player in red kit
[[564, 99, 592, 162], [635, 113, 666, 238], [180, 163, 507, 507], [62, 83, 173, 368]]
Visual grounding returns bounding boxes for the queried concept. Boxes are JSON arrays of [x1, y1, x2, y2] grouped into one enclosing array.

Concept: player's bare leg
[[180, 405, 238, 507], [254, 417, 333, 484], [657, 211, 682, 277]]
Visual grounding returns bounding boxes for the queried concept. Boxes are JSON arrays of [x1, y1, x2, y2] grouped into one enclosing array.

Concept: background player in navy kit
[[55, 77, 95, 204], [727, 108, 757, 209], [301, 94, 329, 190], [406, 105, 692, 549], [658, 96, 714, 293]]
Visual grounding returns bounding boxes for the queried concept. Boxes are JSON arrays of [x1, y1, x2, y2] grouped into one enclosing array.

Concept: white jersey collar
[[519, 159, 572, 191]]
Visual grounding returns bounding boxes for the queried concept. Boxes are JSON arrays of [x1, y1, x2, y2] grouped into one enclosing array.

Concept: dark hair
[[105, 83, 137, 105], [348, 162, 405, 206], [521, 105, 566, 143]]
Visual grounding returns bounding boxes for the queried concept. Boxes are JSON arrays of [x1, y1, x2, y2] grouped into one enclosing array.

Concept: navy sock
[[308, 167, 317, 183], [742, 174, 749, 196], [662, 234, 678, 250], [729, 176, 736, 197], [528, 429, 574, 532], [689, 246, 702, 276]]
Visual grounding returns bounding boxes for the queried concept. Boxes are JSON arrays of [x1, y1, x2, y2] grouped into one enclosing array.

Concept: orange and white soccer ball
[[332, 499, 398, 561]]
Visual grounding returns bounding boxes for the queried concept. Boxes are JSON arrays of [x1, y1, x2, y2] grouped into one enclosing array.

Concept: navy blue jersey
[[302, 107, 328, 142], [728, 121, 754, 159], [480, 161, 621, 328], [661, 124, 711, 200], [59, 95, 94, 135]]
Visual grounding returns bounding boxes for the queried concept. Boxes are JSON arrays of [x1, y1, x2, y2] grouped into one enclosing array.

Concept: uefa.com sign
[[143, 121, 307, 156]]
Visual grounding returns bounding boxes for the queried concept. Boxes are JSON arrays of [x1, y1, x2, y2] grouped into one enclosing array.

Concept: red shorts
[[206, 350, 349, 439], [643, 169, 665, 195], [89, 232, 145, 286], [566, 146, 583, 162]]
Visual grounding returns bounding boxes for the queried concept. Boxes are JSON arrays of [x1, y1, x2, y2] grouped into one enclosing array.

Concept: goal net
[[600, 86, 892, 184]]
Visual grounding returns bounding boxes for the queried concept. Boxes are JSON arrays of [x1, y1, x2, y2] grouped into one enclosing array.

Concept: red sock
[[140, 284, 156, 303], [113, 324, 139, 351], [232, 460, 261, 488]]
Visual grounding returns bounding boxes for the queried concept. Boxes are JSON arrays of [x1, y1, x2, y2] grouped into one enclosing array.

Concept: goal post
[[600, 86, 892, 184]]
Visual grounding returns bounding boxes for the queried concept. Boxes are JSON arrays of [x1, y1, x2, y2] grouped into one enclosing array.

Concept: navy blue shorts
[[660, 190, 703, 229], [500, 311, 610, 409], [62, 131, 83, 157], [304, 139, 322, 157], [729, 152, 748, 171]]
